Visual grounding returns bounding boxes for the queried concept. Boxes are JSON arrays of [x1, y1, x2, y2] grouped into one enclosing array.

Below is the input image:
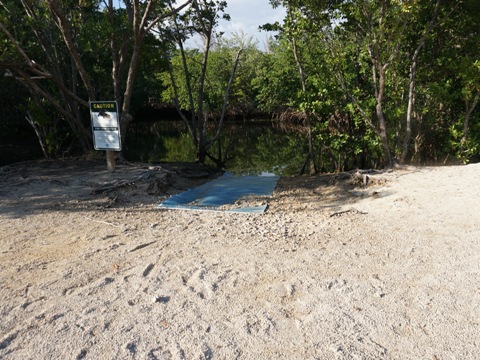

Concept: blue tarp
[[157, 172, 280, 213]]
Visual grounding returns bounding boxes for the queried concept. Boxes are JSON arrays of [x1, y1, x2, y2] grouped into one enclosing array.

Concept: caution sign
[[89, 101, 122, 151]]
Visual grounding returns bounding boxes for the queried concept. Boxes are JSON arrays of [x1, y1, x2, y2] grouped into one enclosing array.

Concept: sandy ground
[[0, 159, 479, 360]]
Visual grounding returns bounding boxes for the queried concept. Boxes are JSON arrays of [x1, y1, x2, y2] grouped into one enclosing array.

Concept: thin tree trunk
[[401, 0, 441, 164], [376, 68, 393, 168], [461, 91, 480, 152], [14, 68, 92, 152], [288, 7, 317, 175], [368, 41, 392, 168], [47, 0, 96, 101], [25, 111, 49, 158], [168, 0, 198, 142], [209, 49, 243, 144], [196, 35, 211, 164]]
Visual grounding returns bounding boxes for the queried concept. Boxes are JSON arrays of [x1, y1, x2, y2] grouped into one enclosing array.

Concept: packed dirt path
[[1, 159, 479, 359]]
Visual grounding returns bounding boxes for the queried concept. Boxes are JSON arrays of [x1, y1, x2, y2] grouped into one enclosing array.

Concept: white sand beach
[[1, 160, 479, 359]]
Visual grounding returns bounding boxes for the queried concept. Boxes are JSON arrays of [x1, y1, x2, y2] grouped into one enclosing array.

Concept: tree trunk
[[300, 114, 317, 175], [461, 91, 480, 153], [25, 111, 49, 158], [378, 116, 392, 168], [376, 102, 392, 167], [401, 0, 441, 164], [375, 63, 393, 168], [288, 6, 317, 175], [47, 0, 96, 100], [197, 129, 208, 164], [401, 63, 416, 164]]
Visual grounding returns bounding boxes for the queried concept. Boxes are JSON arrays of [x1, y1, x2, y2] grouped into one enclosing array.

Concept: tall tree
[[0, 0, 192, 169], [339, 0, 411, 167], [0, 0, 95, 153], [400, 0, 441, 163], [406, 0, 480, 163], [265, 0, 327, 174], [158, 0, 242, 165], [453, 1, 480, 159], [104, 0, 193, 141]]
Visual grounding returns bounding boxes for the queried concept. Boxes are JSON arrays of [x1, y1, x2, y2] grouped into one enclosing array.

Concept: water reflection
[[124, 119, 305, 175]]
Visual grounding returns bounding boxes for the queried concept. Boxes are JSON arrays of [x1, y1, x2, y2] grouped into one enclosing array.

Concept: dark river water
[[0, 118, 306, 175], [124, 119, 305, 176]]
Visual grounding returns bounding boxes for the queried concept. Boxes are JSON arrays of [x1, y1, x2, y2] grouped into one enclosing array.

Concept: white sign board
[[89, 101, 122, 151]]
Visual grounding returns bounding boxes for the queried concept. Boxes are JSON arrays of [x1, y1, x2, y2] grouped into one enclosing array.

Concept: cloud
[[185, 0, 285, 50], [217, 0, 286, 46]]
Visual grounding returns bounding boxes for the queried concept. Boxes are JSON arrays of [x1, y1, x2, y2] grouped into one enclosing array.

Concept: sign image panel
[[89, 101, 122, 151]]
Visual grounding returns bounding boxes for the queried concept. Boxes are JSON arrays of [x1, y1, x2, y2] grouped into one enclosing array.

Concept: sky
[[188, 0, 286, 49], [219, 0, 286, 45], [110, 0, 286, 49]]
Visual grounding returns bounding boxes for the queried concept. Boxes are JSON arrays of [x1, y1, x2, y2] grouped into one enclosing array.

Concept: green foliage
[[159, 36, 262, 118], [2, 0, 480, 169], [253, 39, 299, 112], [257, 0, 480, 168], [218, 32, 265, 117], [22, 99, 74, 158]]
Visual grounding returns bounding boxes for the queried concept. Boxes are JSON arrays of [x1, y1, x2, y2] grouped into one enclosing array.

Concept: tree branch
[[209, 48, 243, 145], [46, 0, 96, 100]]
